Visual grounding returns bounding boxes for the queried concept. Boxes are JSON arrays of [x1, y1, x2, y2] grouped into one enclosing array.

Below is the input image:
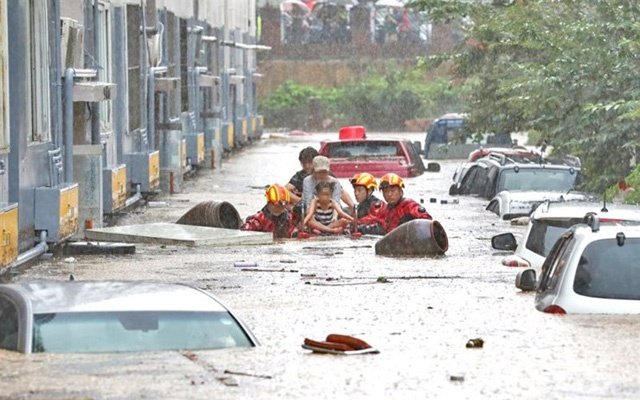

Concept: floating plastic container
[[338, 125, 366, 140]]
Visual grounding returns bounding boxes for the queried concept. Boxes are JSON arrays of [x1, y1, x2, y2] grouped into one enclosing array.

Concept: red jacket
[[381, 197, 432, 233], [240, 206, 297, 238], [356, 195, 387, 226]]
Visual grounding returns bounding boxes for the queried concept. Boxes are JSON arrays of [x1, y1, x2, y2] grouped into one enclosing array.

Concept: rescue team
[[241, 147, 432, 238]]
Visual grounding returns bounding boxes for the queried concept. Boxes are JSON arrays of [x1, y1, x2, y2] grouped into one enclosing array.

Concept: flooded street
[[2, 133, 640, 400]]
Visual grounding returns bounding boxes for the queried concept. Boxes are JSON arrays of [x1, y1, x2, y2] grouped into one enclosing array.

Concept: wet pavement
[[2, 133, 640, 399]]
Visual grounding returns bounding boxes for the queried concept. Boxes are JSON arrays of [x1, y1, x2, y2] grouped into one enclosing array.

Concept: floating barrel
[[176, 201, 241, 229], [375, 219, 448, 257]]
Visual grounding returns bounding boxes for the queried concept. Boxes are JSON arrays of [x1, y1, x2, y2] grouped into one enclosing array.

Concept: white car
[[486, 190, 594, 220], [0, 281, 258, 353], [519, 219, 640, 314], [492, 202, 640, 270]]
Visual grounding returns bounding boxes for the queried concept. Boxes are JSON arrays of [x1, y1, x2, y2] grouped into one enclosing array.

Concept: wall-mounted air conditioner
[[60, 17, 84, 71]]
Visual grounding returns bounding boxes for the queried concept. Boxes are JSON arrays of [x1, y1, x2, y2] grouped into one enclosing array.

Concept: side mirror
[[426, 162, 441, 173], [491, 232, 517, 251], [515, 269, 537, 291]]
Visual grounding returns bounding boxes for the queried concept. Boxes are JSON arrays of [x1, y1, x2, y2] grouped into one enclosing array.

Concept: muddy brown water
[[2, 133, 639, 399]]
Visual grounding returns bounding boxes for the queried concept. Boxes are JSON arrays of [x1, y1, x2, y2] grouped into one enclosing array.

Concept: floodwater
[[2, 133, 640, 400]]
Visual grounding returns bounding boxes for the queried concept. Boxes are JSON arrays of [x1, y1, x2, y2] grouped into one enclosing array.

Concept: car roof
[[572, 223, 640, 239], [3, 281, 227, 314], [321, 138, 405, 145], [532, 202, 640, 221]]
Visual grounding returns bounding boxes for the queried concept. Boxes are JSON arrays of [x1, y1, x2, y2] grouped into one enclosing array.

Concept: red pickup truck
[[318, 127, 427, 178]]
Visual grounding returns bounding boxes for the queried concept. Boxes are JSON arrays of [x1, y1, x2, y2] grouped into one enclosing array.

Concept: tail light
[[543, 305, 566, 314]]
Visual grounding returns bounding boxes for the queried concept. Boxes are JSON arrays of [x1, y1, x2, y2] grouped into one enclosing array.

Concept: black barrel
[[375, 219, 449, 257], [176, 201, 242, 229]]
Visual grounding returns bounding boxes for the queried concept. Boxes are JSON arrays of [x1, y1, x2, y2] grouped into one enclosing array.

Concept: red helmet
[[265, 184, 290, 204], [350, 172, 377, 191], [379, 173, 404, 190]]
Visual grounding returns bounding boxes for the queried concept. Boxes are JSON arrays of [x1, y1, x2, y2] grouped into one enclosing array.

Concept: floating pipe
[[375, 219, 449, 257], [176, 201, 241, 229]]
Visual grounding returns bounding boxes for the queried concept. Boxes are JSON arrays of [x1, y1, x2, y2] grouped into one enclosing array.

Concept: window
[[97, 2, 113, 138], [29, 0, 51, 143], [32, 311, 253, 353], [0, 295, 19, 351], [573, 238, 640, 300], [0, 0, 8, 151], [498, 168, 577, 193], [525, 218, 583, 257], [326, 141, 401, 159], [538, 233, 576, 294]]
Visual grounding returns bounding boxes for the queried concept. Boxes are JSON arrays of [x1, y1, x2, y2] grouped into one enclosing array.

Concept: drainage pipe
[[63, 68, 98, 183], [125, 184, 143, 208], [4, 231, 49, 273], [147, 66, 168, 152]]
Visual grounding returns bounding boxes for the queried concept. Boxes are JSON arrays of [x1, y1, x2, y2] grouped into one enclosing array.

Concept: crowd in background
[[279, 0, 431, 45]]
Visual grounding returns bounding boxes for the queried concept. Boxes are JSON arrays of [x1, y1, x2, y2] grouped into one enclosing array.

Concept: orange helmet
[[379, 173, 404, 190], [350, 172, 377, 191], [265, 184, 290, 204]]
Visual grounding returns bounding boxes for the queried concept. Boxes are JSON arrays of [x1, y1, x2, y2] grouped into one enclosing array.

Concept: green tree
[[411, 0, 640, 192]]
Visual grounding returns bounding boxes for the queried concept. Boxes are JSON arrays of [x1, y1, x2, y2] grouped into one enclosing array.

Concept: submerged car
[[487, 190, 594, 220], [319, 126, 433, 178], [450, 152, 582, 204], [424, 113, 512, 160], [0, 281, 258, 353], [519, 218, 640, 314], [492, 202, 640, 270]]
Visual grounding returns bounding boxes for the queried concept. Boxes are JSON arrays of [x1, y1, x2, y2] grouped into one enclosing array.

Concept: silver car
[[492, 202, 640, 270], [520, 219, 640, 314], [0, 281, 258, 353]]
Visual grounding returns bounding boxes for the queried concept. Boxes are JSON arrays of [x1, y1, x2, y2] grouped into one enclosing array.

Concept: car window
[[538, 233, 576, 293], [326, 141, 400, 158], [573, 238, 640, 300], [459, 165, 480, 194], [483, 166, 499, 198], [32, 311, 253, 353], [403, 141, 425, 171], [497, 168, 577, 192], [525, 218, 584, 257], [0, 295, 19, 351]]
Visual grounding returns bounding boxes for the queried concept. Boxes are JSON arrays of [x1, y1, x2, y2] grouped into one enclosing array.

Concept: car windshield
[[32, 311, 253, 353], [525, 218, 584, 256], [326, 141, 400, 158], [498, 168, 577, 192], [573, 238, 640, 300]]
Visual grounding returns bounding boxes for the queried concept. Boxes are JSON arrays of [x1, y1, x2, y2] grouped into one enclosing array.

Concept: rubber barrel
[[374, 219, 449, 256], [176, 201, 242, 229]]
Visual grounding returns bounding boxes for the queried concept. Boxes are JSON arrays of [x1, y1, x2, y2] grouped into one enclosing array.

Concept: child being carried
[[303, 181, 354, 234]]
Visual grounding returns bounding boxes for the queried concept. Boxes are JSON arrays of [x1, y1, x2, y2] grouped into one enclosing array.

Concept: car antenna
[[601, 192, 608, 212]]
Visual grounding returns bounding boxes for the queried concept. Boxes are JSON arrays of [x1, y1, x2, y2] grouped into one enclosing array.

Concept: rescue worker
[[357, 173, 431, 234], [378, 173, 432, 232], [350, 172, 386, 226], [240, 184, 297, 238]]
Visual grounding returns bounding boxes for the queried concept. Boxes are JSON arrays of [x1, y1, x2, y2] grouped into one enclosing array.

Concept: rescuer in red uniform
[[350, 172, 387, 230], [378, 173, 432, 232], [240, 184, 297, 238], [354, 173, 431, 235]]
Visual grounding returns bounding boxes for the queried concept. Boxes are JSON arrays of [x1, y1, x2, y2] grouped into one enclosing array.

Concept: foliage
[[259, 71, 471, 131], [410, 0, 640, 192]]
